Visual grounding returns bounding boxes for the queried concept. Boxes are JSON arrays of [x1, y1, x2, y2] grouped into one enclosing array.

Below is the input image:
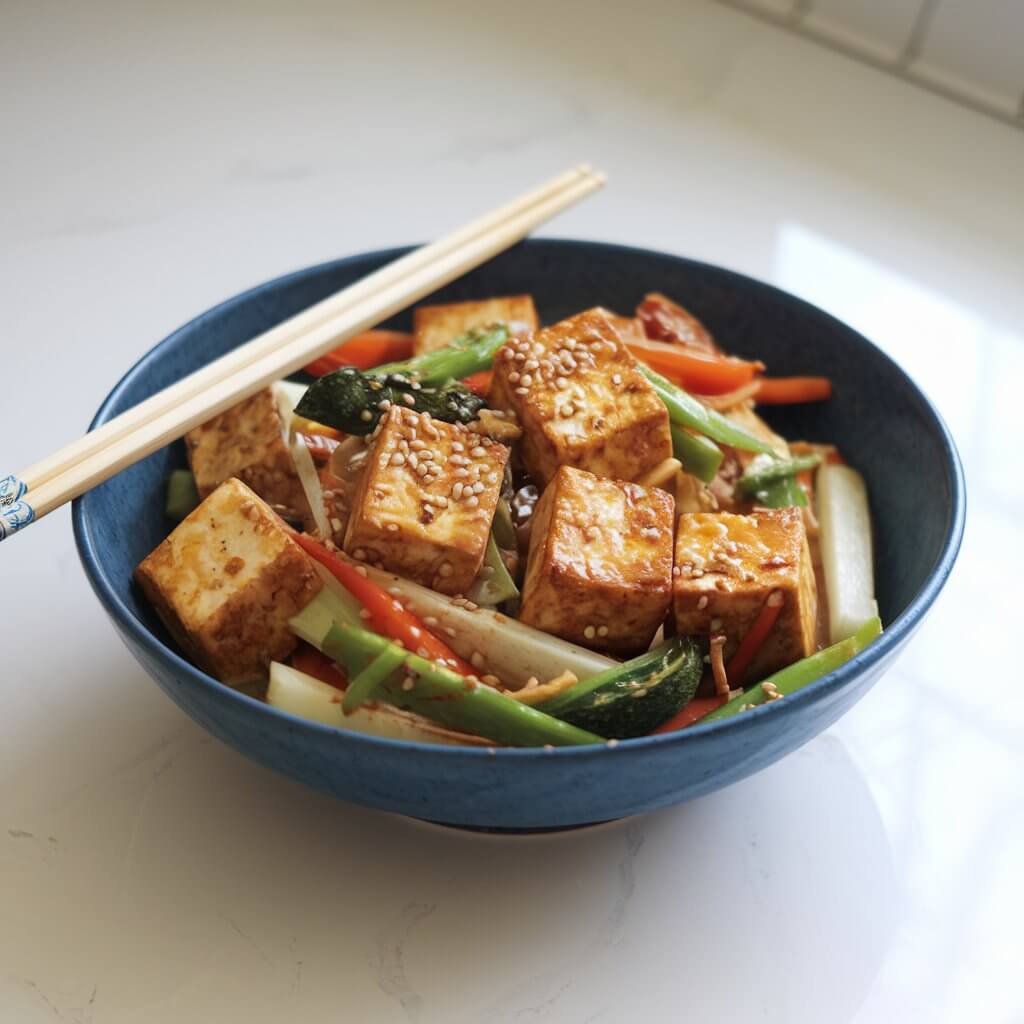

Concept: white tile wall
[[715, 0, 1024, 125], [802, 0, 922, 62], [910, 0, 1024, 117]]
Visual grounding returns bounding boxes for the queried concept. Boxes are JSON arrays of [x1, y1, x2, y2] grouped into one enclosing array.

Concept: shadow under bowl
[[73, 239, 965, 829]]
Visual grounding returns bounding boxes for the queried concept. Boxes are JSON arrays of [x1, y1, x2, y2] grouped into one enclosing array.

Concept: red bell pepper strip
[[637, 293, 718, 353], [652, 695, 728, 733], [291, 642, 347, 692], [725, 592, 785, 686], [304, 330, 415, 377], [627, 338, 762, 395], [461, 370, 493, 397], [755, 376, 832, 404], [291, 533, 475, 676]]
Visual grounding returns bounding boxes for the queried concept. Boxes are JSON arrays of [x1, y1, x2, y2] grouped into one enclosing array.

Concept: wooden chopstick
[[0, 166, 605, 541], [18, 164, 595, 497]]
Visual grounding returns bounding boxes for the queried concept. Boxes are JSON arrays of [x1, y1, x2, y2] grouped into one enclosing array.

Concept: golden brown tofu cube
[[412, 295, 538, 355], [490, 308, 672, 485], [673, 508, 817, 682], [134, 478, 322, 685], [518, 466, 675, 654], [185, 387, 308, 519], [343, 407, 509, 595]]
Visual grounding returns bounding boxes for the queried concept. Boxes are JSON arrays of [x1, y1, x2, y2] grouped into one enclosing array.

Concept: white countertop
[[3, 2, 1021, 1021]]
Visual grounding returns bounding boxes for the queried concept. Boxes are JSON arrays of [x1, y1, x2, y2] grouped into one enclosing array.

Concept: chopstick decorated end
[[0, 475, 35, 542]]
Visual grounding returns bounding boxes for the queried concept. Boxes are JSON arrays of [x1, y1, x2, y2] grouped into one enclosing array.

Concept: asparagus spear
[[670, 425, 724, 483], [289, 601, 604, 747], [370, 324, 510, 383], [702, 615, 882, 722], [641, 365, 774, 454]]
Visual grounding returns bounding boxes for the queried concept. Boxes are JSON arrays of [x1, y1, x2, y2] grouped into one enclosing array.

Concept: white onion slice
[[817, 464, 879, 643]]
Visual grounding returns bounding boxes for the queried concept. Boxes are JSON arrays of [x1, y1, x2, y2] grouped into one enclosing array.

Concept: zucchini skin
[[538, 637, 703, 739]]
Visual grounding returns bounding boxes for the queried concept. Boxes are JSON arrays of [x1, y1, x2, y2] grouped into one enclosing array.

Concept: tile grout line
[[710, 0, 1024, 132]]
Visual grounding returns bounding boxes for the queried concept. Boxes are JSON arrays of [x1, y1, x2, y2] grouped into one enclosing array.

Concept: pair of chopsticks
[[0, 164, 605, 542]]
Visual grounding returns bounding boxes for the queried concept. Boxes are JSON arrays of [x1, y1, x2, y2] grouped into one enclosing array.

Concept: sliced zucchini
[[537, 637, 703, 739]]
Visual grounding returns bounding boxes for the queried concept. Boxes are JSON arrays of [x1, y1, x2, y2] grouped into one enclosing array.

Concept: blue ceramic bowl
[[73, 239, 965, 829]]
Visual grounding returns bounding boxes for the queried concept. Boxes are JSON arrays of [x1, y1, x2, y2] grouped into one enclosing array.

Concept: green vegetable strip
[[341, 644, 408, 714], [737, 454, 822, 493], [370, 325, 510, 384], [469, 534, 519, 607], [492, 498, 517, 551], [702, 616, 882, 722], [641, 366, 773, 454], [165, 469, 200, 521], [313, 622, 603, 747], [670, 425, 724, 483], [746, 474, 808, 509]]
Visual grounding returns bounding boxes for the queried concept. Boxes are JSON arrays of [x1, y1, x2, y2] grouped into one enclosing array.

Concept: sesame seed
[[416, 646, 430, 658], [438, 562, 454, 577], [452, 442, 465, 452], [401, 677, 415, 691], [560, 404, 574, 418], [508, 371, 520, 384], [466, 495, 479, 508], [520, 374, 533, 387], [767, 591, 785, 607], [583, 625, 596, 640], [444, 627, 457, 638], [410, 380, 422, 390], [360, 409, 374, 422], [471, 651, 486, 669], [409, 439, 426, 451], [359, 608, 372, 620], [692, 568, 705, 578], [355, 566, 368, 577], [330, 517, 343, 532], [454, 467, 469, 478], [416, 464, 428, 477], [423, 616, 438, 627], [597, 625, 609, 637], [378, 399, 392, 412], [452, 482, 464, 499], [482, 674, 501, 687], [632, 688, 648, 699], [585, 525, 599, 541], [697, 595, 709, 609], [556, 376, 568, 389], [390, 452, 406, 466], [353, 548, 367, 560], [472, 481, 485, 494], [672, 565, 681, 577], [515, 387, 529, 396]]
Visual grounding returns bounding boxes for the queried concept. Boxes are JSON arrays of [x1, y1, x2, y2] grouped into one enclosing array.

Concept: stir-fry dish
[[137, 293, 881, 747]]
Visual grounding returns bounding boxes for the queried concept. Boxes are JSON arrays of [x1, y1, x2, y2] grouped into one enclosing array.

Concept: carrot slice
[[725, 592, 785, 686], [755, 376, 832, 404], [304, 330, 414, 377], [626, 338, 762, 395], [291, 533, 475, 676], [652, 695, 728, 733]]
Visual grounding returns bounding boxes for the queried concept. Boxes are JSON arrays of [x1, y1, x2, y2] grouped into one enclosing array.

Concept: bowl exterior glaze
[[74, 240, 965, 828]]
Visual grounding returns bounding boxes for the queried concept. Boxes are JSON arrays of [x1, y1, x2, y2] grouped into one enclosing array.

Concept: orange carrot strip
[[726, 591, 785, 686], [755, 376, 832, 404]]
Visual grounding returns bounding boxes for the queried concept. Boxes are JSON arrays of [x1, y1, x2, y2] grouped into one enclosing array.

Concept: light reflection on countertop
[[2, 1, 1022, 1021]]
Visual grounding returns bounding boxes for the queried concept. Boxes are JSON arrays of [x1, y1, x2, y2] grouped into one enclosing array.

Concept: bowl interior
[[73, 239, 964, 827]]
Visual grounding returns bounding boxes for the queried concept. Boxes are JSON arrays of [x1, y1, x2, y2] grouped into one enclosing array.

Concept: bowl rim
[[73, 237, 966, 760]]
